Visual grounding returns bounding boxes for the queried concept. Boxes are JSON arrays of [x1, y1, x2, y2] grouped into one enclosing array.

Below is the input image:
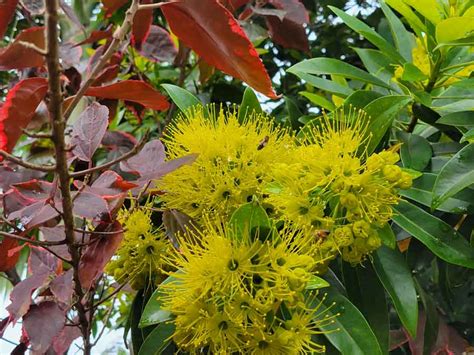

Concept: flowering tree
[[1, 0, 473, 354]]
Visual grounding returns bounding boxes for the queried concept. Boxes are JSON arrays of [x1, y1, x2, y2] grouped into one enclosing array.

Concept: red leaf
[[0, 164, 44, 192], [161, 0, 278, 98], [85, 170, 137, 197], [120, 139, 166, 176], [23, 302, 65, 354], [50, 269, 74, 304], [85, 80, 170, 111], [71, 102, 109, 162], [265, 0, 309, 52], [28, 246, 61, 275], [73, 191, 110, 220], [40, 226, 71, 261], [132, 0, 153, 49], [0, 237, 20, 272], [138, 25, 177, 63], [93, 64, 120, 86], [78, 221, 123, 290], [75, 28, 113, 46], [220, 0, 250, 11], [52, 325, 81, 354], [0, 77, 48, 152], [0, 0, 19, 38], [0, 27, 45, 70], [101, 0, 128, 17]]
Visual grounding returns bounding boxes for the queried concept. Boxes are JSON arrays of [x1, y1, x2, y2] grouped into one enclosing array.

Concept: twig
[[4, 269, 21, 286], [63, 0, 142, 120], [70, 132, 148, 178], [22, 129, 53, 139], [0, 150, 55, 172], [0, 231, 67, 246], [137, 2, 166, 10], [18, 41, 47, 55]]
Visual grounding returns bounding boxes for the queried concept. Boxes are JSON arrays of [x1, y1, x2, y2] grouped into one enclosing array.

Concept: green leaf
[[138, 323, 176, 355], [353, 48, 396, 84], [306, 275, 330, 290], [288, 58, 393, 90], [297, 72, 354, 97], [432, 143, 474, 209], [130, 289, 156, 353], [378, 223, 396, 249], [397, 132, 433, 171], [229, 202, 272, 240], [400, 173, 474, 214], [329, 6, 404, 64], [284, 96, 303, 130], [385, 0, 426, 35], [436, 17, 474, 44], [238, 87, 262, 123], [402, 0, 443, 24], [317, 287, 383, 355], [161, 84, 201, 113], [401, 63, 429, 82], [299, 91, 336, 111], [380, 0, 413, 61], [392, 200, 474, 268], [343, 90, 383, 109], [436, 111, 474, 127], [341, 263, 389, 354], [461, 128, 474, 143], [372, 246, 418, 337], [434, 35, 474, 50], [140, 277, 174, 328], [363, 96, 412, 153]]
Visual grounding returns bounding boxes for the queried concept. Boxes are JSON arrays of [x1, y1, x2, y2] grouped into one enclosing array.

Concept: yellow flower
[[159, 105, 294, 222], [160, 219, 331, 353], [106, 207, 170, 289]]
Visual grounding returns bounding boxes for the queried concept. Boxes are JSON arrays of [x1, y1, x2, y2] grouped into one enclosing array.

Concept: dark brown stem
[[63, 0, 141, 121], [70, 132, 148, 178], [44, 0, 91, 353], [0, 150, 55, 172], [4, 269, 21, 286], [0, 231, 67, 246], [406, 115, 417, 133], [22, 129, 53, 139]]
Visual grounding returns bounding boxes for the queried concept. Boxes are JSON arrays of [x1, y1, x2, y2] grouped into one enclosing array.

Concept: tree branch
[[0, 150, 55, 172], [70, 132, 148, 178], [0, 231, 66, 246], [137, 2, 166, 10], [63, 0, 141, 120], [4, 269, 21, 286]]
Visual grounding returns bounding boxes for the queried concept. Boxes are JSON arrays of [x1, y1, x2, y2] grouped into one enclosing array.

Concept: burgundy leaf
[[50, 269, 74, 304], [102, 130, 137, 150], [161, 0, 278, 98], [15, 200, 60, 229], [7, 268, 52, 321], [59, 42, 83, 69], [101, 0, 128, 17], [0, 236, 20, 272], [85, 80, 170, 111], [12, 179, 53, 201], [138, 25, 178, 63], [0, 77, 49, 152], [120, 139, 166, 176], [40, 226, 71, 261], [28, 246, 60, 275], [79, 221, 123, 290], [71, 102, 109, 162], [23, 302, 66, 354], [72, 191, 110, 220], [0, 0, 19, 38], [92, 64, 120, 86], [60, 0, 84, 31], [75, 28, 113, 46], [0, 27, 45, 70], [268, 0, 308, 24], [132, 0, 153, 49], [52, 325, 81, 354], [2, 187, 32, 217], [86, 170, 137, 197], [137, 154, 198, 183], [21, 0, 44, 15], [0, 164, 44, 192]]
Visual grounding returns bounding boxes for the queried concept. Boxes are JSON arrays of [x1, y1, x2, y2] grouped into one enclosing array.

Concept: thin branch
[[4, 269, 21, 286], [0, 150, 55, 172], [18, 40, 47, 55], [63, 0, 142, 120], [70, 132, 148, 178], [137, 2, 165, 10], [0, 231, 67, 246], [22, 129, 53, 139]]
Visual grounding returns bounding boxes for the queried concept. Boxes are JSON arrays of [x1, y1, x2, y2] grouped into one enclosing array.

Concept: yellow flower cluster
[[267, 109, 412, 264], [161, 220, 335, 354], [159, 106, 294, 222], [106, 207, 170, 289]]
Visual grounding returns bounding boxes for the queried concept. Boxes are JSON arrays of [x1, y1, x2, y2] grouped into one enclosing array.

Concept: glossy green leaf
[[299, 91, 335, 110], [306, 275, 330, 290], [398, 132, 433, 171], [238, 87, 262, 123], [138, 322, 175, 355], [285, 96, 303, 130], [317, 287, 383, 355], [353, 48, 395, 84], [401, 63, 429, 82], [140, 278, 174, 328], [329, 6, 404, 64], [229, 202, 271, 240], [378, 223, 396, 249], [343, 90, 383, 109], [385, 0, 426, 35], [436, 111, 474, 127], [162, 84, 201, 113], [436, 17, 474, 44], [461, 128, 474, 143], [392, 200, 474, 268], [364, 96, 412, 153], [288, 58, 393, 90], [432, 143, 474, 209], [380, 0, 413, 61], [373, 246, 418, 337], [296, 72, 354, 97], [402, 0, 443, 24], [400, 173, 474, 214]]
